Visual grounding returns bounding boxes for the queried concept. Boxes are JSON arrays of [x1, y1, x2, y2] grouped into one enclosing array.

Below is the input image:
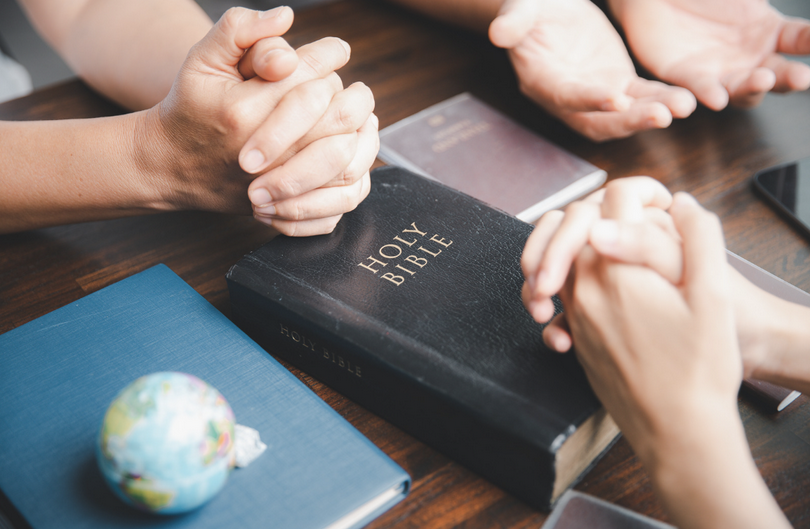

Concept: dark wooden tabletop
[[2, 1, 810, 527]]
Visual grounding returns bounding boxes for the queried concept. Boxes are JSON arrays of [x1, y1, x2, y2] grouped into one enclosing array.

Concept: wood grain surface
[[2, 1, 810, 527]]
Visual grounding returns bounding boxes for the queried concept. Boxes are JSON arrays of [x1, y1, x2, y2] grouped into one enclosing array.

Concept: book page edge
[[516, 169, 607, 223]]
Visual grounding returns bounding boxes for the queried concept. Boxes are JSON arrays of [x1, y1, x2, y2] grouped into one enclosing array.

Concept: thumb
[[669, 192, 728, 305], [189, 6, 295, 74], [489, 0, 541, 48]]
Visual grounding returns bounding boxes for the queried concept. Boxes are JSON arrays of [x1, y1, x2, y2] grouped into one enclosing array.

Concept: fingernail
[[264, 48, 286, 63], [254, 203, 276, 216], [590, 220, 619, 247], [254, 214, 273, 226], [338, 38, 351, 57], [260, 6, 288, 18], [249, 188, 272, 206], [242, 149, 266, 173]]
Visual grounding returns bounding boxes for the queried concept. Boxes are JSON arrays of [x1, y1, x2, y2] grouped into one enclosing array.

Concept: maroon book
[[741, 379, 801, 413], [378, 93, 606, 223]]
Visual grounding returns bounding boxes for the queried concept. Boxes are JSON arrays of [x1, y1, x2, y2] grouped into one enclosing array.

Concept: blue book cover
[[0, 265, 409, 529]]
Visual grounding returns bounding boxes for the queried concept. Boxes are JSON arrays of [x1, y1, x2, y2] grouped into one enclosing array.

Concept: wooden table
[[2, 1, 810, 527]]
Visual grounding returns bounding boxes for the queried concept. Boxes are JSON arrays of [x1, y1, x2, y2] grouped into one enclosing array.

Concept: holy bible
[[226, 166, 620, 510]]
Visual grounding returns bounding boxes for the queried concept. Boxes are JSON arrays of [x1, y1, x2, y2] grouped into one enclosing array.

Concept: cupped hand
[[489, 0, 696, 141], [140, 6, 376, 236], [609, 0, 810, 110]]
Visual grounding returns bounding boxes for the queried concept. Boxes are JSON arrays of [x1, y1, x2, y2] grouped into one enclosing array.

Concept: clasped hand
[[141, 6, 377, 236], [520, 177, 745, 478], [522, 176, 780, 377]]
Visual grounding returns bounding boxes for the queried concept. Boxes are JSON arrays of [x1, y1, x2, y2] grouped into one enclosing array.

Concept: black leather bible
[[226, 166, 619, 510]]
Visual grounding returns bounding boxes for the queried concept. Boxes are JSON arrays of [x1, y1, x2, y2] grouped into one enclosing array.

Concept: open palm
[[490, 0, 696, 141], [609, 0, 810, 109]]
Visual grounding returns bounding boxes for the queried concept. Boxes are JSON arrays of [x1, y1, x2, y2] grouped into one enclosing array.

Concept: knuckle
[[300, 51, 328, 76], [333, 100, 358, 132], [296, 82, 335, 122], [276, 223, 297, 237], [605, 178, 626, 192], [326, 135, 356, 172], [564, 200, 594, 218], [223, 100, 256, 133], [273, 172, 305, 199], [342, 185, 363, 212], [301, 78, 334, 102], [220, 7, 247, 30], [290, 201, 307, 222], [540, 209, 565, 224], [334, 168, 355, 188]]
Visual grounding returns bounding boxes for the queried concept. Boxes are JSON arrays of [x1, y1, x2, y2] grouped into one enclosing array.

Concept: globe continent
[[97, 372, 235, 514]]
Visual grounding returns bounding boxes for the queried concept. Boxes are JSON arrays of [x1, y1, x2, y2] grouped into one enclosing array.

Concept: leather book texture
[[378, 93, 607, 222], [541, 491, 675, 529], [227, 166, 620, 510], [0, 265, 409, 529]]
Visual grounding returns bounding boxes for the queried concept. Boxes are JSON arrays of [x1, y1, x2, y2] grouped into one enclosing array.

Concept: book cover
[[0, 265, 409, 529], [227, 166, 620, 510], [741, 379, 801, 413], [378, 92, 607, 222], [541, 491, 675, 529]]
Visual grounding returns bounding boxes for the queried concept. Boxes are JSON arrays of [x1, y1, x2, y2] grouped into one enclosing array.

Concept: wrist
[[131, 104, 184, 212], [640, 403, 786, 529], [634, 395, 742, 474], [747, 299, 810, 391]]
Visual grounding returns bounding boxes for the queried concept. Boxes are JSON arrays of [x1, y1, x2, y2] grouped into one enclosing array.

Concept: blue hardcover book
[[0, 265, 409, 529]]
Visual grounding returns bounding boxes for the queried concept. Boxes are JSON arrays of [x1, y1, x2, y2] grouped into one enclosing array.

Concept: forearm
[[641, 405, 790, 529], [387, 0, 503, 33], [0, 114, 169, 233], [747, 297, 810, 394], [20, 0, 212, 110]]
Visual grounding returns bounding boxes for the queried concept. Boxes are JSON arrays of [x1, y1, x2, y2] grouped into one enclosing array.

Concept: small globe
[[97, 372, 235, 514]]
